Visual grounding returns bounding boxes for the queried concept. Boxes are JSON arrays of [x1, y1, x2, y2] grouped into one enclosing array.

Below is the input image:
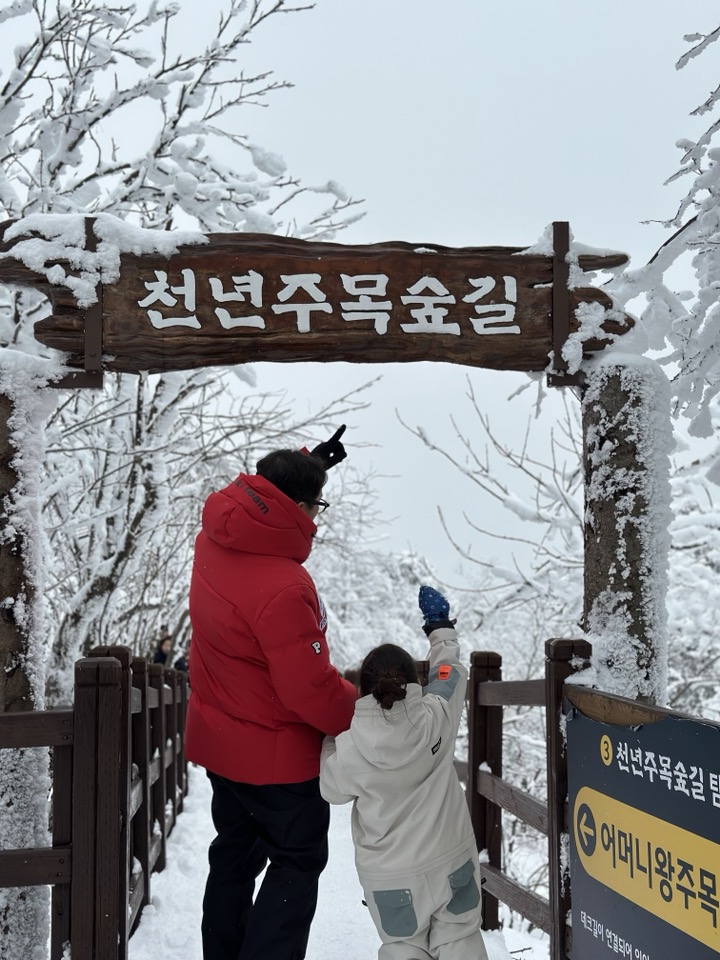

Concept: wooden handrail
[[476, 769, 548, 835], [0, 710, 73, 748], [479, 863, 551, 934], [475, 678, 545, 707], [0, 847, 72, 887]]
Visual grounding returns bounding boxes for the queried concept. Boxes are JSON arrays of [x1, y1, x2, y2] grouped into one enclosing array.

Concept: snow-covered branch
[[600, 22, 720, 438], [0, 0, 363, 237]]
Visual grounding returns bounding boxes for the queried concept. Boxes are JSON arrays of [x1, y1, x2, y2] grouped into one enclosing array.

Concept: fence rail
[[0, 646, 188, 960]]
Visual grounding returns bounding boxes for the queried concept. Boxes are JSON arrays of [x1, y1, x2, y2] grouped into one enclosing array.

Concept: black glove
[[418, 585, 455, 636], [311, 425, 347, 470]]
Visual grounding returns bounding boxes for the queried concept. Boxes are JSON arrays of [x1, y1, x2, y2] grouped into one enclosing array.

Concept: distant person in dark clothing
[[152, 624, 171, 663], [173, 651, 189, 672], [153, 624, 188, 672]]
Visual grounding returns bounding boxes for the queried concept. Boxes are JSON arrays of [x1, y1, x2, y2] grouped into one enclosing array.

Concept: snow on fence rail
[[0, 646, 188, 960]]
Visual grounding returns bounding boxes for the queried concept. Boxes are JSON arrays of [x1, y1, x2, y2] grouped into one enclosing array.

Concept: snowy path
[[128, 764, 548, 960]]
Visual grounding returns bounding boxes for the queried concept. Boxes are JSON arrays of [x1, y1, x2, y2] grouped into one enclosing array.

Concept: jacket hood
[[201, 473, 316, 562], [348, 686, 428, 770]]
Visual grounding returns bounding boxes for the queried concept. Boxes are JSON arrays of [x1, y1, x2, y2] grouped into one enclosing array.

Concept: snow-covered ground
[[128, 764, 549, 960]]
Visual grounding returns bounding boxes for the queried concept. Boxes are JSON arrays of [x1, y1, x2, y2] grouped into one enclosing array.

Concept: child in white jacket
[[320, 587, 489, 960]]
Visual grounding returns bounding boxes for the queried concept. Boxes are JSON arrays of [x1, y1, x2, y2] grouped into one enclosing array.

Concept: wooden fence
[[3, 635, 677, 960], [467, 637, 592, 960], [0, 646, 188, 960]]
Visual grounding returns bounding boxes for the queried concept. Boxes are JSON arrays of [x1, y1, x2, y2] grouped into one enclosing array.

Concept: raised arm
[[418, 586, 468, 737]]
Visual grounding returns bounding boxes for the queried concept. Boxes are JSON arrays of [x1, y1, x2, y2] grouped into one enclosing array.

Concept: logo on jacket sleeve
[[317, 595, 328, 632], [311, 641, 322, 655]]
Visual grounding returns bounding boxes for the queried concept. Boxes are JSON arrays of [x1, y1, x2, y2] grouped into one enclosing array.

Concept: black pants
[[202, 771, 330, 960]]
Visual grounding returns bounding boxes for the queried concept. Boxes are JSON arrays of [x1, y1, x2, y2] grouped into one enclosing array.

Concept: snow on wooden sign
[[0, 217, 632, 377]]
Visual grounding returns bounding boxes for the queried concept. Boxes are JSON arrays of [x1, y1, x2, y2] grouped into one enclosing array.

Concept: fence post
[[89, 645, 133, 959], [467, 651, 503, 930], [72, 657, 122, 960], [545, 638, 592, 960], [148, 664, 168, 872], [180, 669, 189, 798], [130, 657, 152, 927], [174, 670, 188, 811], [164, 668, 179, 832], [50, 732, 73, 960]]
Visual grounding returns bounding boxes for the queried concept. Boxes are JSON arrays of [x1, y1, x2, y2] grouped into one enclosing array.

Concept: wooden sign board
[[0, 220, 631, 378]]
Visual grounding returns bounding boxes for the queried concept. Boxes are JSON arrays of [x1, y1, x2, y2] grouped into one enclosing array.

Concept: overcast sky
[[231, 0, 718, 583]]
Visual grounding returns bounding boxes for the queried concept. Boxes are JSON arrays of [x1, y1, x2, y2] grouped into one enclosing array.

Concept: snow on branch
[[596, 22, 720, 439], [0, 0, 363, 237], [1, 212, 207, 307]]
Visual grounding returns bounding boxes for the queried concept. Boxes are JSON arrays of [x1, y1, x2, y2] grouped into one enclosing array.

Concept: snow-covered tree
[[599, 26, 720, 446], [0, 0, 360, 235], [0, 0, 366, 700], [410, 373, 720, 717], [41, 374, 368, 703], [405, 377, 720, 929], [406, 21, 720, 705], [0, 2, 365, 954]]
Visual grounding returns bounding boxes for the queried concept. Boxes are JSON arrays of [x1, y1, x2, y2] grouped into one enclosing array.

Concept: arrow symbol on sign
[[576, 802, 597, 857], [579, 811, 594, 847]]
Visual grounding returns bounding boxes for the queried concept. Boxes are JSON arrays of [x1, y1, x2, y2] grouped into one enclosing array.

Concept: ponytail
[[359, 643, 418, 711]]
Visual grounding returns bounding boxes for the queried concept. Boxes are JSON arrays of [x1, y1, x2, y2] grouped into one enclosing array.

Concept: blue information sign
[[566, 704, 720, 959]]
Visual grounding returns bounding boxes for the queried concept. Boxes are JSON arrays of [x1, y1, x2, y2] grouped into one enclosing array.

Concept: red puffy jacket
[[185, 472, 357, 785]]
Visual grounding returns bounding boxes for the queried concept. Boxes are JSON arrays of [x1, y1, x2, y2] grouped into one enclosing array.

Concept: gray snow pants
[[359, 844, 489, 960]]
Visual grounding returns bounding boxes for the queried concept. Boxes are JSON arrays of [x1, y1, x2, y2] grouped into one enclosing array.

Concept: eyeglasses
[[311, 499, 330, 513]]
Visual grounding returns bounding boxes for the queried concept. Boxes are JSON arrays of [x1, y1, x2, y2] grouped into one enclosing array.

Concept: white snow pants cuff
[[360, 845, 489, 960]]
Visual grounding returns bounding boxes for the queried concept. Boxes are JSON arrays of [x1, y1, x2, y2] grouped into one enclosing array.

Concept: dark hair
[[255, 450, 327, 505], [359, 643, 418, 710]]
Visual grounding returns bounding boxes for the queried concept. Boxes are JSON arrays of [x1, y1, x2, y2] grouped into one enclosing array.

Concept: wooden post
[[164, 668, 179, 831], [581, 361, 672, 703], [0, 389, 54, 956], [148, 664, 168, 872], [114, 649, 133, 959], [0, 374, 56, 703], [0, 393, 35, 713], [50, 741, 73, 960], [88, 645, 133, 957], [178, 669, 189, 801], [173, 670, 188, 812], [72, 657, 122, 960], [130, 657, 152, 928], [545, 638, 592, 960], [467, 651, 503, 930]]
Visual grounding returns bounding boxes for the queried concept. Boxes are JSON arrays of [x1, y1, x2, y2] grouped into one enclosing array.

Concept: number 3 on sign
[[600, 735, 613, 766]]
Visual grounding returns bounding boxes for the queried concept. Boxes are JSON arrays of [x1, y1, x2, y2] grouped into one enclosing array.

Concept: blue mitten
[[418, 586, 454, 636]]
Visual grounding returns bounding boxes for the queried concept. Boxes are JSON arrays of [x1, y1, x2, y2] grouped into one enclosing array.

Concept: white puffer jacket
[[319, 627, 475, 881]]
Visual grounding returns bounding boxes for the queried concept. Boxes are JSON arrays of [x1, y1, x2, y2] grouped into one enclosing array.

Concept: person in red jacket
[[185, 427, 357, 960]]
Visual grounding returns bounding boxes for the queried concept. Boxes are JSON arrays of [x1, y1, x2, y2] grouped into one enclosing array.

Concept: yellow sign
[[574, 787, 720, 954]]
